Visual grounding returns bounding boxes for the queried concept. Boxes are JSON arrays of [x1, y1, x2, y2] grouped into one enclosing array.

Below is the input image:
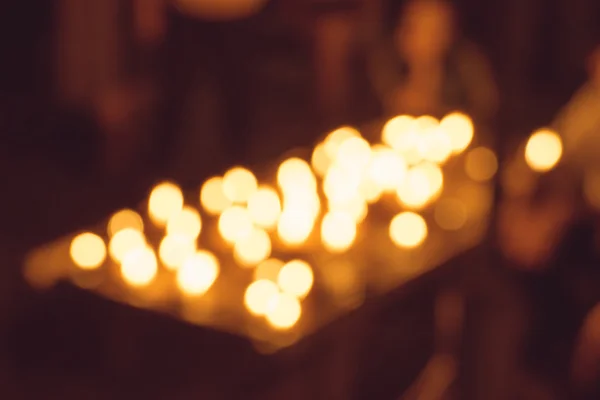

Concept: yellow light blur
[[328, 196, 368, 223], [277, 259, 314, 298], [417, 162, 444, 197], [148, 182, 184, 227], [335, 137, 372, 171], [321, 211, 357, 253], [277, 158, 317, 193], [465, 147, 498, 182], [422, 127, 452, 164], [244, 279, 279, 316], [323, 164, 361, 204], [222, 167, 258, 204], [311, 142, 331, 177], [254, 258, 285, 282], [396, 165, 441, 209], [434, 199, 468, 231], [266, 292, 302, 330], [368, 146, 407, 192], [121, 246, 158, 287], [109, 228, 146, 263], [277, 209, 315, 246], [524, 129, 563, 172], [233, 227, 272, 267], [382, 115, 415, 148], [389, 212, 428, 249], [440, 112, 474, 154], [200, 176, 232, 215], [218, 206, 253, 245], [158, 235, 196, 271], [176, 250, 219, 296], [282, 191, 321, 219], [359, 177, 383, 204], [70, 233, 106, 270], [324, 126, 361, 160], [107, 209, 144, 237], [247, 186, 281, 229], [166, 206, 202, 239]]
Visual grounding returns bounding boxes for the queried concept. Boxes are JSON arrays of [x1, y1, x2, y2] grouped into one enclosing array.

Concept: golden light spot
[[166, 206, 202, 239], [218, 206, 253, 245], [222, 167, 258, 203], [148, 182, 184, 227], [389, 212, 428, 249], [244, 279, 279, 316], [277, 259, 314, 298], [107, 209, 144, 237], [121, 246, 158, 287], [254, 258, 285, 282], [323, 164, 361, 204], [176, 250, 219, 296], [465, 147, 498, 182], [434, 199, 468, 231], [277, 157, 317, 193], [324, 126, 361, 160], [368, 146, 407, 192], [200, 176, 231, 215], [422, 127, 453, 164], [70, 233, 106, 270], [321, 211, 357, 253], [109, 228, 146, 263], [277, 209, 315, 247], [396, 166, 438, 209], [382, 115, 415, 148], [525, 129, 562, 172], [233, 227, 272, 267], [247, 186, 281, 229], [265, 292, 302, 330], [158, 235, 196, 271], [335, 137, 372, 171], [328, 196, 368, 223], [440, 112, 474, 154], [311, 142, 331, 177]]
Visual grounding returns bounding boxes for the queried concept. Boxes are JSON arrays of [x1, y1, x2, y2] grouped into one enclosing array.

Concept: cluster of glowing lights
[[524, 128, 563, 172]]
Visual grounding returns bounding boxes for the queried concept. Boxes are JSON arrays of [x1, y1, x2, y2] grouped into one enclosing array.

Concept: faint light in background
[[148, 182, 184, 226], [277, 158, 317, 193], [176, 250, 219, 296], [158, 235, 196, 271], [324, 126, 361, 160], [166, 206, 202, 239], [121, 246, 158, 287], [266, 292, 302, 330], [311, 142, 330, 177], [222, 167, 258, 204], [200, 176, 232, 215], [525, 129, 562, 172], [109, 228, 146, 263], [583, 169, 600, 209], [70, 233, 106, 270], [247, 186, 281, 229], [321, 211, 357, 253], [254, 258, 284, 282], [107, 209, 144, 237], [389, 212, 428, 249], [465, 147, 498, 182], [233, 227, 272, 267], [244, 279, 279, 316], [440, 112, 474, 154], [277, 259, 314, 298], [218, 206, 253, 245], [435, 199, 468, 231]]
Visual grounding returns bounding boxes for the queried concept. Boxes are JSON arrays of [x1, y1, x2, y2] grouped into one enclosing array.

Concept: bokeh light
[[176, 250, 219, 296], [277, 158, 317, 193], [525, 129, 563, 172], [277, 259, 314, 298], [465, 147, 498, 182], [233, 227, 272, 267], [440, 112, 474, 154], [265, 292, 302, 330], [311, 142, 331, 177], [328, 196, 368, 223], [321, 211, 357, 253], [254, 258, 285, 282], [107, 209, 144, 237], [323, 164, 361, 204], [368, 146, 407, 192], [222, 167, 258, 204], [109, 228, 146, 263], [277, 209, 315, 246], [247, 186, 281, 229], [422, 127, 452, 164], [434, 199, 468, 231], [382, 115, 415, 149], [335, 137, 372, 171], [389, 212, 428, 249], [148, 182, 184, 227], [218, 206, 253, 245], [121, 246, 158, 287], [200, 176, 232, 215], [70, 233, 106, 270], [396, 167, 435, 209], [323, 126, 361, 160], [166, 206, 202, 239], [244, 279, 279, 316], [158, 235, 196, 271]]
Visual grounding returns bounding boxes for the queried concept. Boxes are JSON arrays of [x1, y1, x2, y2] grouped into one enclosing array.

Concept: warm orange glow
[[107, 209, 144, 237], [440, 112, 474, 154], [166, 206, 202, 239], [277, 158, 317, 193], [70, 233, 106, 270], [525, 129, 562, 172], [321, 211, 357, 253], [323, 164, 361, 204], [200, 176, 232, 215], [247, 186, 281, 229], [381, 115, 415, 149], [218, 206, 253, 245], [324, 126, 361, 159], [244, 279, 279, 316], [434, 199, 468, 231], [176, 250, 219, 296], [148, 182, 184, 226], [465, 147, 498, 182], [109, 228, 146, 263], [277, 209, 315, 247], [277, 259, 314, 298], [389, 212, 428, 249], [368, 146, 407, 192], [422, 127, 452, 164], [335, 137, 372, 171], [396, 167, 434, 209], [311, 142, 331, 177], [222, 167, 258, 203], [265, 292, 302, 330], [328, 196, 368, 223], [158, 235, 196, 271], [233, 227, 272, 267], [121, 246, 158, 287], [583, 169, 600, 209], [254, 258, 285, 282]]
